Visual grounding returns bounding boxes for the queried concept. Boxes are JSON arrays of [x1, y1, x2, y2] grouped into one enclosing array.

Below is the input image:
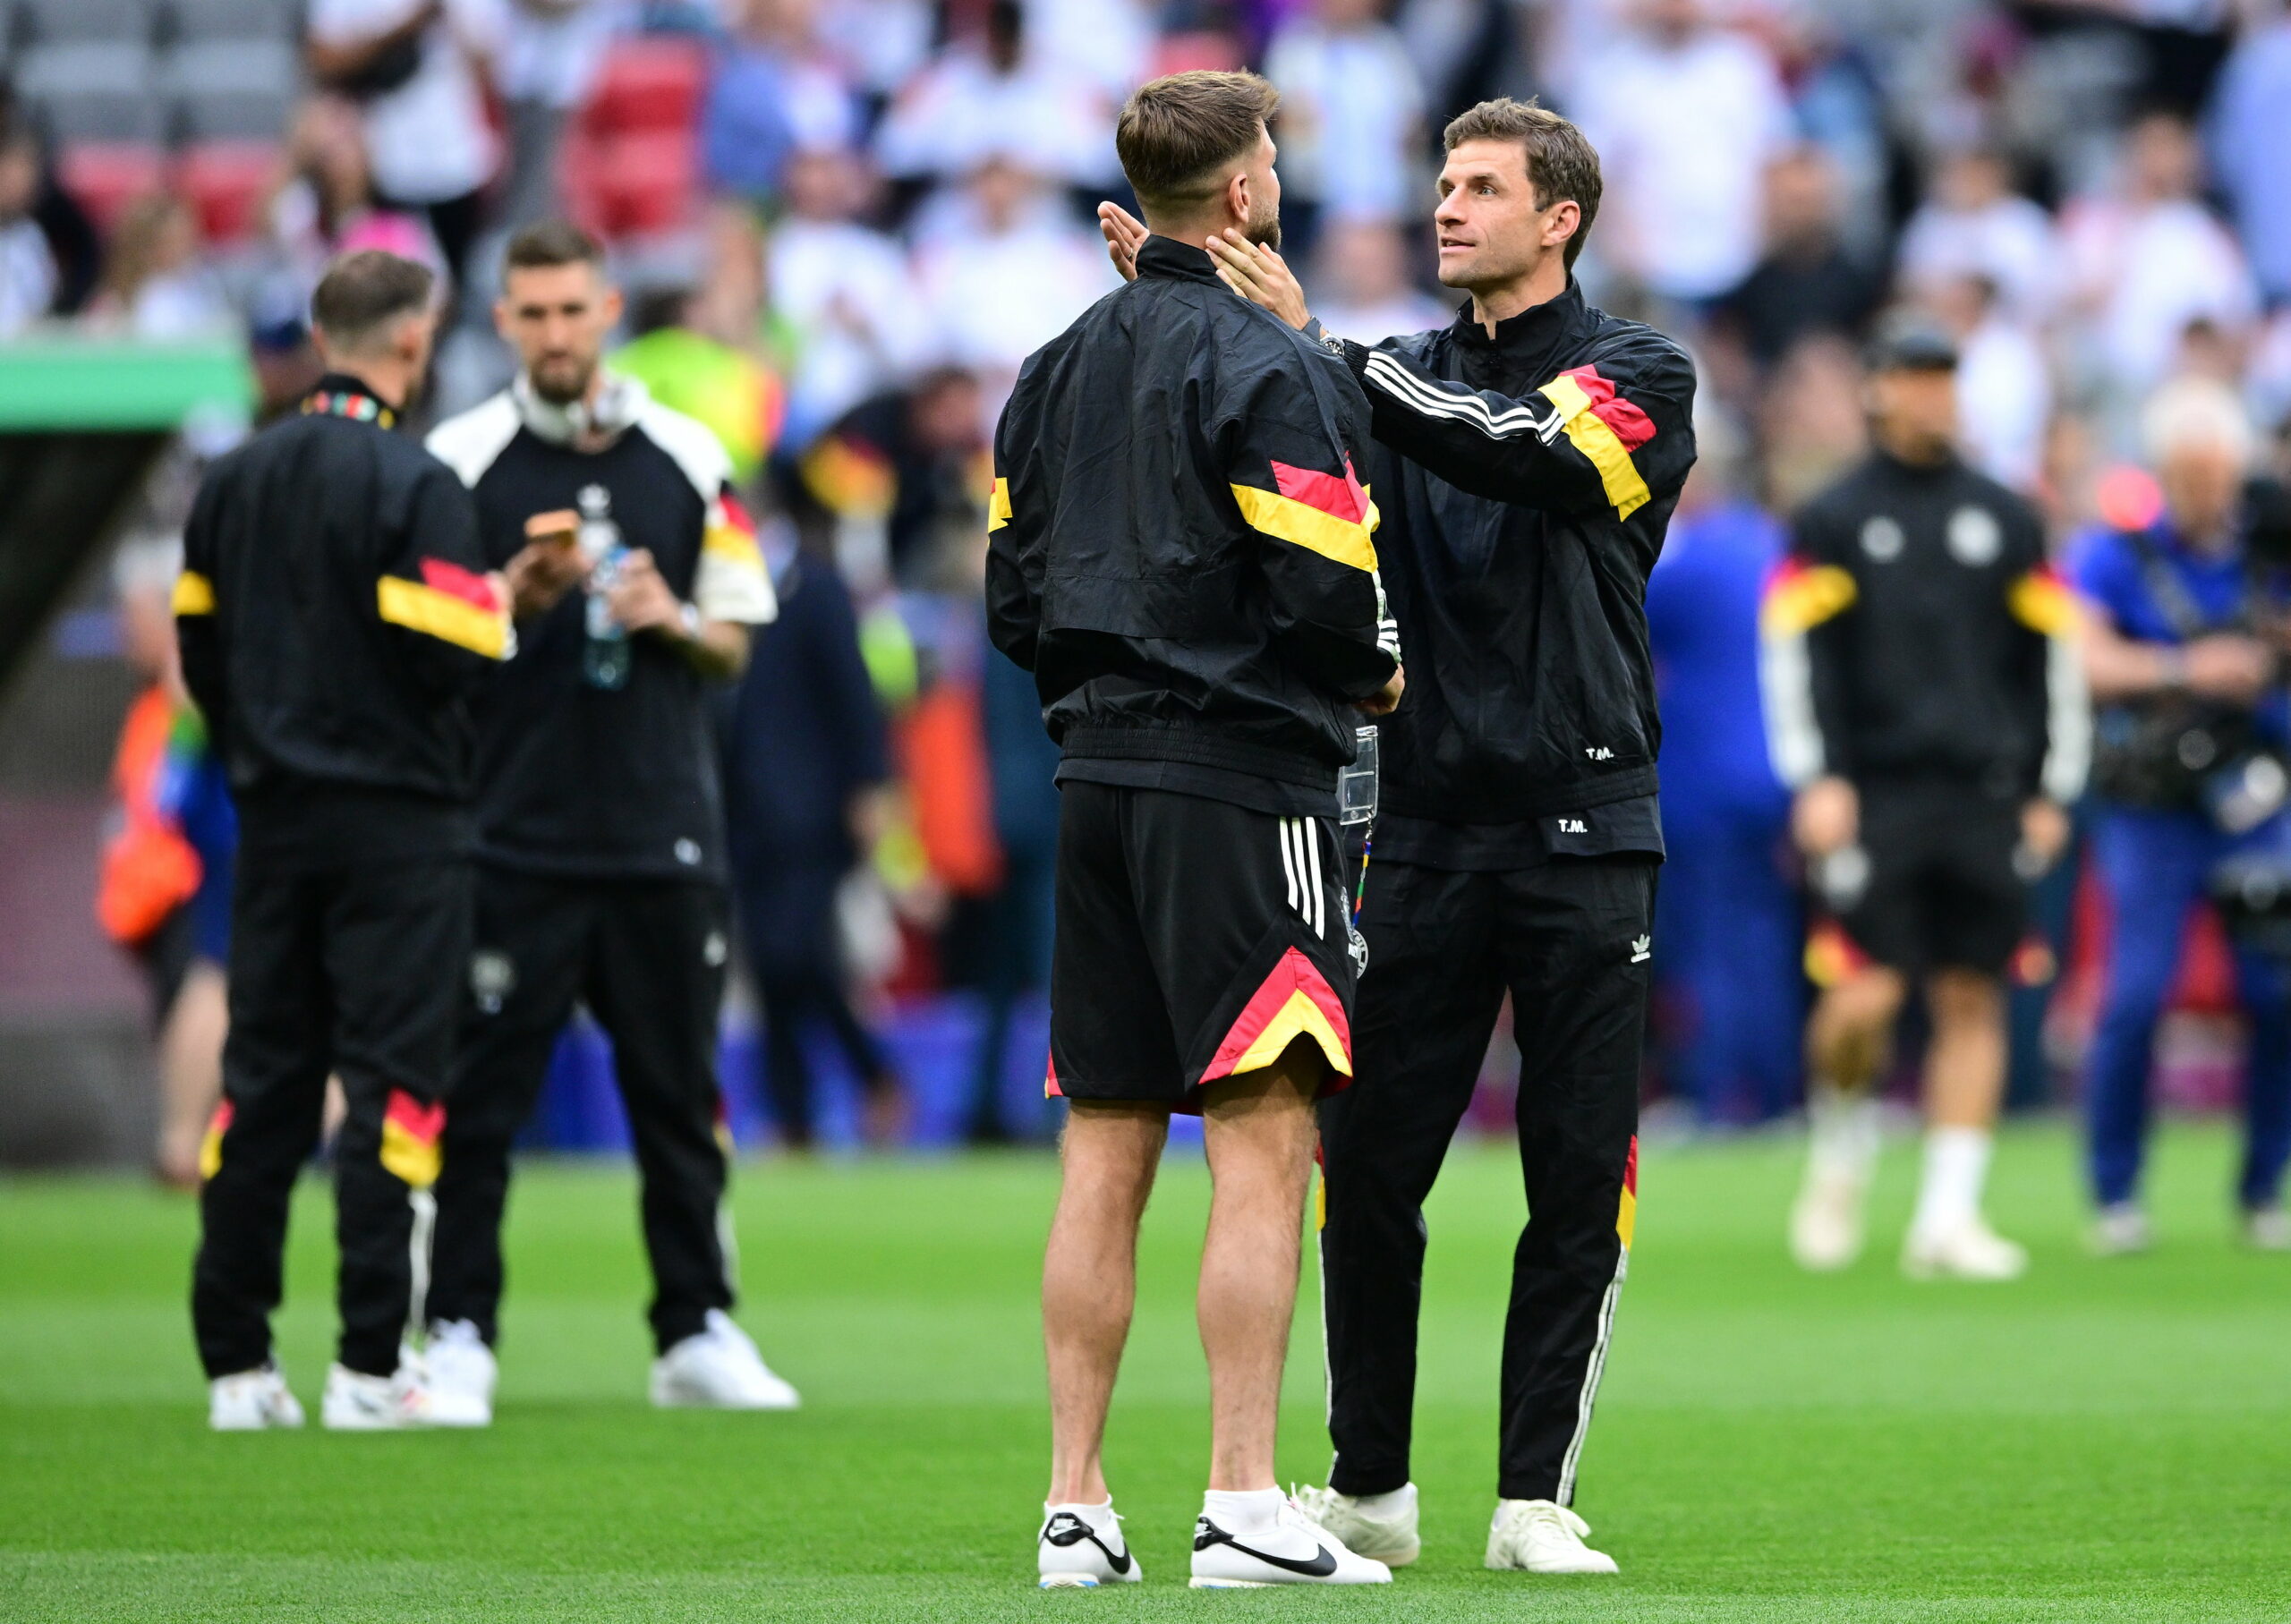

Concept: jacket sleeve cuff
[[1338, 337, 1372, 385]]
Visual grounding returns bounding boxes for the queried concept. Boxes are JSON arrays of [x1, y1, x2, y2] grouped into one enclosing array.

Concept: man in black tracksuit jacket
[[1151, 98, 1697, 1569], [181, 252, 508, 1428]]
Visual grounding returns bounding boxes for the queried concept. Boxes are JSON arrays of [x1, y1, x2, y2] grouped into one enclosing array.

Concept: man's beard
[[1244, 200, 1282, 251], [529, 353, 597, 406]]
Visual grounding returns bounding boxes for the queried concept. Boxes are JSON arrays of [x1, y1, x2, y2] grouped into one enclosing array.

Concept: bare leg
[[1043, 1102, 1167, 1506], [1806, 966, 1906, 1091], [1793, 966, 1906, 1268], [155, 960, 229, 1188], [1198, 1042, 1325, 1492], [1923, 969, 2006, 1129]]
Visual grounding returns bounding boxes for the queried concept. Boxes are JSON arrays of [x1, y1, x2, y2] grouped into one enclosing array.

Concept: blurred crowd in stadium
[[16, 0, 2291, 1161]]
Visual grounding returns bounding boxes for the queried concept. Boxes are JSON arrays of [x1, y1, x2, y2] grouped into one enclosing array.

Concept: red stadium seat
[[177, 141, 279, 243], [580, 38, 708, 140], [563, 129, 699, 242], [1152, 31, 1244, 76], [56, 142, 166, 236]]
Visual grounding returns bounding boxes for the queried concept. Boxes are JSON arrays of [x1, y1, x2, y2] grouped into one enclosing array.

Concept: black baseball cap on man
[[1866, 311, 1959, 373]]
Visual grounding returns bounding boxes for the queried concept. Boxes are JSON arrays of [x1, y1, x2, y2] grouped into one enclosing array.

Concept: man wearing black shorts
[[1762, 314, 2085, 1280], [990, 71, 1402, 1591]]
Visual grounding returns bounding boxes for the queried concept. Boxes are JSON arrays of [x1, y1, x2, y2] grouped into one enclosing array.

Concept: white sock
[[1910, 1126, 1992, 1239], [1806, 1084, 1878, 1183], [1350, 1486, 1410, 1515], [1043, 1497, 1115, 1528], [1203, 1487, 1285, 1531]]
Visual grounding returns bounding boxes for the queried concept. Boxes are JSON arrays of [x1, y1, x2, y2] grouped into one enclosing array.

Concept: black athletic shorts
[[1048, 781, 1359, 1112], [1815, 781, 2024, 979]]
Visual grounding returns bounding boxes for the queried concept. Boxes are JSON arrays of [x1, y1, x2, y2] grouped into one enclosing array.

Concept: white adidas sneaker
[[2091, 1203, 2153, 1256], [209, 1365, 304, 1431], [320, 1363, 433, 1431], [1486, 1499, 1618, 1574], [1036, 1503, 1141, 1588], [1290, 1482, 1420, 1567], [422, 1320, 497, 1428], [1902, 1219, 2028, 1281], [1190, 1497, 1392, 1587], [650, 1309, 801, 1410], [1790, 1169, 1869, 1271]]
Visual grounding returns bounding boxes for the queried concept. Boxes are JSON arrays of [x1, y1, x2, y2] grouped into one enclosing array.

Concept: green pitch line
[[3, 1123, 2288, 1620]]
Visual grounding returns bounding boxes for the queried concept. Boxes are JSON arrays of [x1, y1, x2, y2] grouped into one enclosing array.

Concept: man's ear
[[1544, 199, 1581, 252], [600, 284, 626, 328], [1226, 167, 1250, 231]]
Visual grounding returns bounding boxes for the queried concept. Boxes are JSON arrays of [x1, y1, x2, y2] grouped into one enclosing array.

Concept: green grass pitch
[[4, 1122, 2288, 1620]]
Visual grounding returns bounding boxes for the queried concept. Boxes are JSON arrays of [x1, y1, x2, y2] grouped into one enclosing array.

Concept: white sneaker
[[1290, 1482, 1420, 1567], [422, 1320, 497, 1428], [649, 1309, 800, 1410], [1036, 1503, 1141, 1588], [1486, 1499, 1619, 1575], [209, 1365, 304, 1431], [320, 1363, 433, 1430], [1790, 1169, 1868, 1271], [2091, 1203, 2153, 1256], [1190, 1497, 1392, 1587], [1902, 1220, 2028, 1280], [2242, 1205, 2291, 1252]]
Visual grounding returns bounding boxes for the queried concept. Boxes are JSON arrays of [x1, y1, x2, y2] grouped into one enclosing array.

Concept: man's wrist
[[677, 602, 703, 642], [2157, 645, 2189, 690]]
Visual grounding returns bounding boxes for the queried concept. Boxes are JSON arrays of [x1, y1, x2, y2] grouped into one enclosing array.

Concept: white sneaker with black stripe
[[1035, 1502, 1140, 1588], [1189, 1496, 1392, 1587]]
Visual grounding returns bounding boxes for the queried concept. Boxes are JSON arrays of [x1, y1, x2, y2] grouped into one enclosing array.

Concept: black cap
[[1866, 311, 1959, 373]]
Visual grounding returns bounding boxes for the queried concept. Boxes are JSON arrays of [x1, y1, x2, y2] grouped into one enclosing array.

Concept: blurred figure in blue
[[2072, 378, 2291, 1254], [720, 517, 901, 1147], [965, 647, 1060, 1144], [1645, 411, 1801, 1124]]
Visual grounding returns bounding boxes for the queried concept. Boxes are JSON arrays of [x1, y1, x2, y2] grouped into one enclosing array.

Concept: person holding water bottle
[[418, 221, 788, 1425]]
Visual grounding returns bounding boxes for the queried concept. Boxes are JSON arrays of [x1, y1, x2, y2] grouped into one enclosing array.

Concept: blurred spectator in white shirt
[[1571, 0, 1793, 306], [86, 197, 237, 340], [875, 0, 1116, 191], [1896, 147, 2060, 325], [0, 121, 56, 336], [1265, 0, 1427, 239], [2060, 110, 2260, 400], [1925, 273, 2051, 494], [770, 147, 930, 448], [304, 0, 503, 281], [1026, 0, 1153, 103], [2207, 4, 2291, 310], [912, 155, 1120, 428], [1308, 217, 1451, 343], [815, 0, 933, 106], [703, 0, 864, 204], [496, 0, 625, 226]]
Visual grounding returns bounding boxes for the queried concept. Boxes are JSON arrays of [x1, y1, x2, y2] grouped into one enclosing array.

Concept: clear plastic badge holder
[[1340, 725, 1380, 826]]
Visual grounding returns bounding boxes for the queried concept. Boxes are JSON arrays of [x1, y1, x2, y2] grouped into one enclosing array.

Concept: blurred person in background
[[769, 146, 930, 448], [1307, 217, 1450, 344], [1263, 0, 1427, 252], [421, 222, 786, 1426], [1644, 410, 1800, 1126], [183, 251, 508, 1432], [701, 0, 862, 206], [101, 539, 235, 1189], [1896, 146, 2060, 327], [1764, 315, 2087, 1281], [612, 282, 785, 487], [1570, 0, 1792, 311], [2207, 0, 2291, 312], [719, 515, 902, 1150], [1759, 332, 1868, 513], [85, 197, 236, 340], [1923, 272, 2052, 495], [1711, 147, 1884, 378], [2061, 111, 2258, 411], [790, 364, 987, 588], [2069, 378, 2291, 1254], [304, 0, 502, 284], [495, 0, 620, 227], [874, 0, 1116, 196], [967, 636, 1060, 1145], [0, 115, 57, 335], [266, 98, 448, 292]]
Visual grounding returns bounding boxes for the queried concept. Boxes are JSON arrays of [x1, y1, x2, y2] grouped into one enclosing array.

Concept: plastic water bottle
[[576, 483, 630, 691]]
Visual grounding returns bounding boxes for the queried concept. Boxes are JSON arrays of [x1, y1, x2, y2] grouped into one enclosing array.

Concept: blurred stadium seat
[[581, 37, 706, 138], [17, 41, 164, 144], [177, 140, 275, 242], [165, 0, 298, 42], [55, 141, 165, 234], [17, 0, 155, 46]]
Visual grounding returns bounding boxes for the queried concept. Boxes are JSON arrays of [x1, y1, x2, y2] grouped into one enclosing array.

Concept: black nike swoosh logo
[[1195, 1518, 1338, 1577], [1043, 1514, 1132, 1574]]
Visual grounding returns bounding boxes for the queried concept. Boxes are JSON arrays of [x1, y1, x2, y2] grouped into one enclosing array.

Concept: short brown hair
[[503, 218, 606, 282], [1116, 70, 1279, 216], [310, 250, 435, 349], [1444, 97, 1603, 272]]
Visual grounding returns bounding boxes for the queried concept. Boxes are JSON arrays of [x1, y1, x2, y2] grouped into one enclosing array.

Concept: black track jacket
[[1324, 282, 1696, 823], [986, 236, 1401, 813], [175, 375, 509, 858]]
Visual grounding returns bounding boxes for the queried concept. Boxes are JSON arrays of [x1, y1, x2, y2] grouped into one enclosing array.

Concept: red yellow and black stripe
[[379, 1090, 445, 1188], [1231, 457, 1379, 571], [1538, 364, 1658, 520], [1761, 556, 1859, 638], [378, 557, 510, 659]]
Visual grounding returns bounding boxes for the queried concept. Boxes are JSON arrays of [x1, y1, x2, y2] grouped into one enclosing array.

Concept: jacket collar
[[513, 368, 649, 448], [303, 373, 398, 429], [1451, 277, 1589, 361], [1137, 235, 1226, 287]]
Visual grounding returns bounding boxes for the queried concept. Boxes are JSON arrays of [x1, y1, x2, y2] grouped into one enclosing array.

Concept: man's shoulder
[[630, 395, 733, 504], [424, 391, 522, 489], [1571, 309, 1695, 387]]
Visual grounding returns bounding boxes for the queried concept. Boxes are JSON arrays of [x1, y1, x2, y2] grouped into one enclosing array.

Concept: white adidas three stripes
[[1277, 817, 1327, 941]]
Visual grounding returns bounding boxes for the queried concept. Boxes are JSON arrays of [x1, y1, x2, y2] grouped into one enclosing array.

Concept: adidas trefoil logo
[[1631, 934, 1652, 963]]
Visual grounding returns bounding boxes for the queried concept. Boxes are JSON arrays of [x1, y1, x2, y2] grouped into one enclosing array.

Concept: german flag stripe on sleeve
[[1538, 365, 1656, 520], [2009, 565, 2079, 637], [1231, 456, 1379, 572], [1615, 1134, 1639, 1249], [988, 475, 1012, 532], [1760, 557, 1859, 637], [703, 487, 766, 566], [377, 565, 509, 659], [173, 571, 215, 616]]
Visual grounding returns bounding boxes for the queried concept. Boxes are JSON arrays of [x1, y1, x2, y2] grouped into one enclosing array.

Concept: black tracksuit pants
[[192, 852, 471, 1379], [429, 867, 734, 1354], [1318, 854, 1655, 1506]]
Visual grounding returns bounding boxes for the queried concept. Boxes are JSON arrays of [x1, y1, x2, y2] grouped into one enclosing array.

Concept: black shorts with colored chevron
[[1047, 782, 1360, 1112]]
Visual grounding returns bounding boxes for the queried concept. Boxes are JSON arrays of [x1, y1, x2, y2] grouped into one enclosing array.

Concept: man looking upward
[[1105, 96, 1698, 1574], [990, 70, 1403, 1591]]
